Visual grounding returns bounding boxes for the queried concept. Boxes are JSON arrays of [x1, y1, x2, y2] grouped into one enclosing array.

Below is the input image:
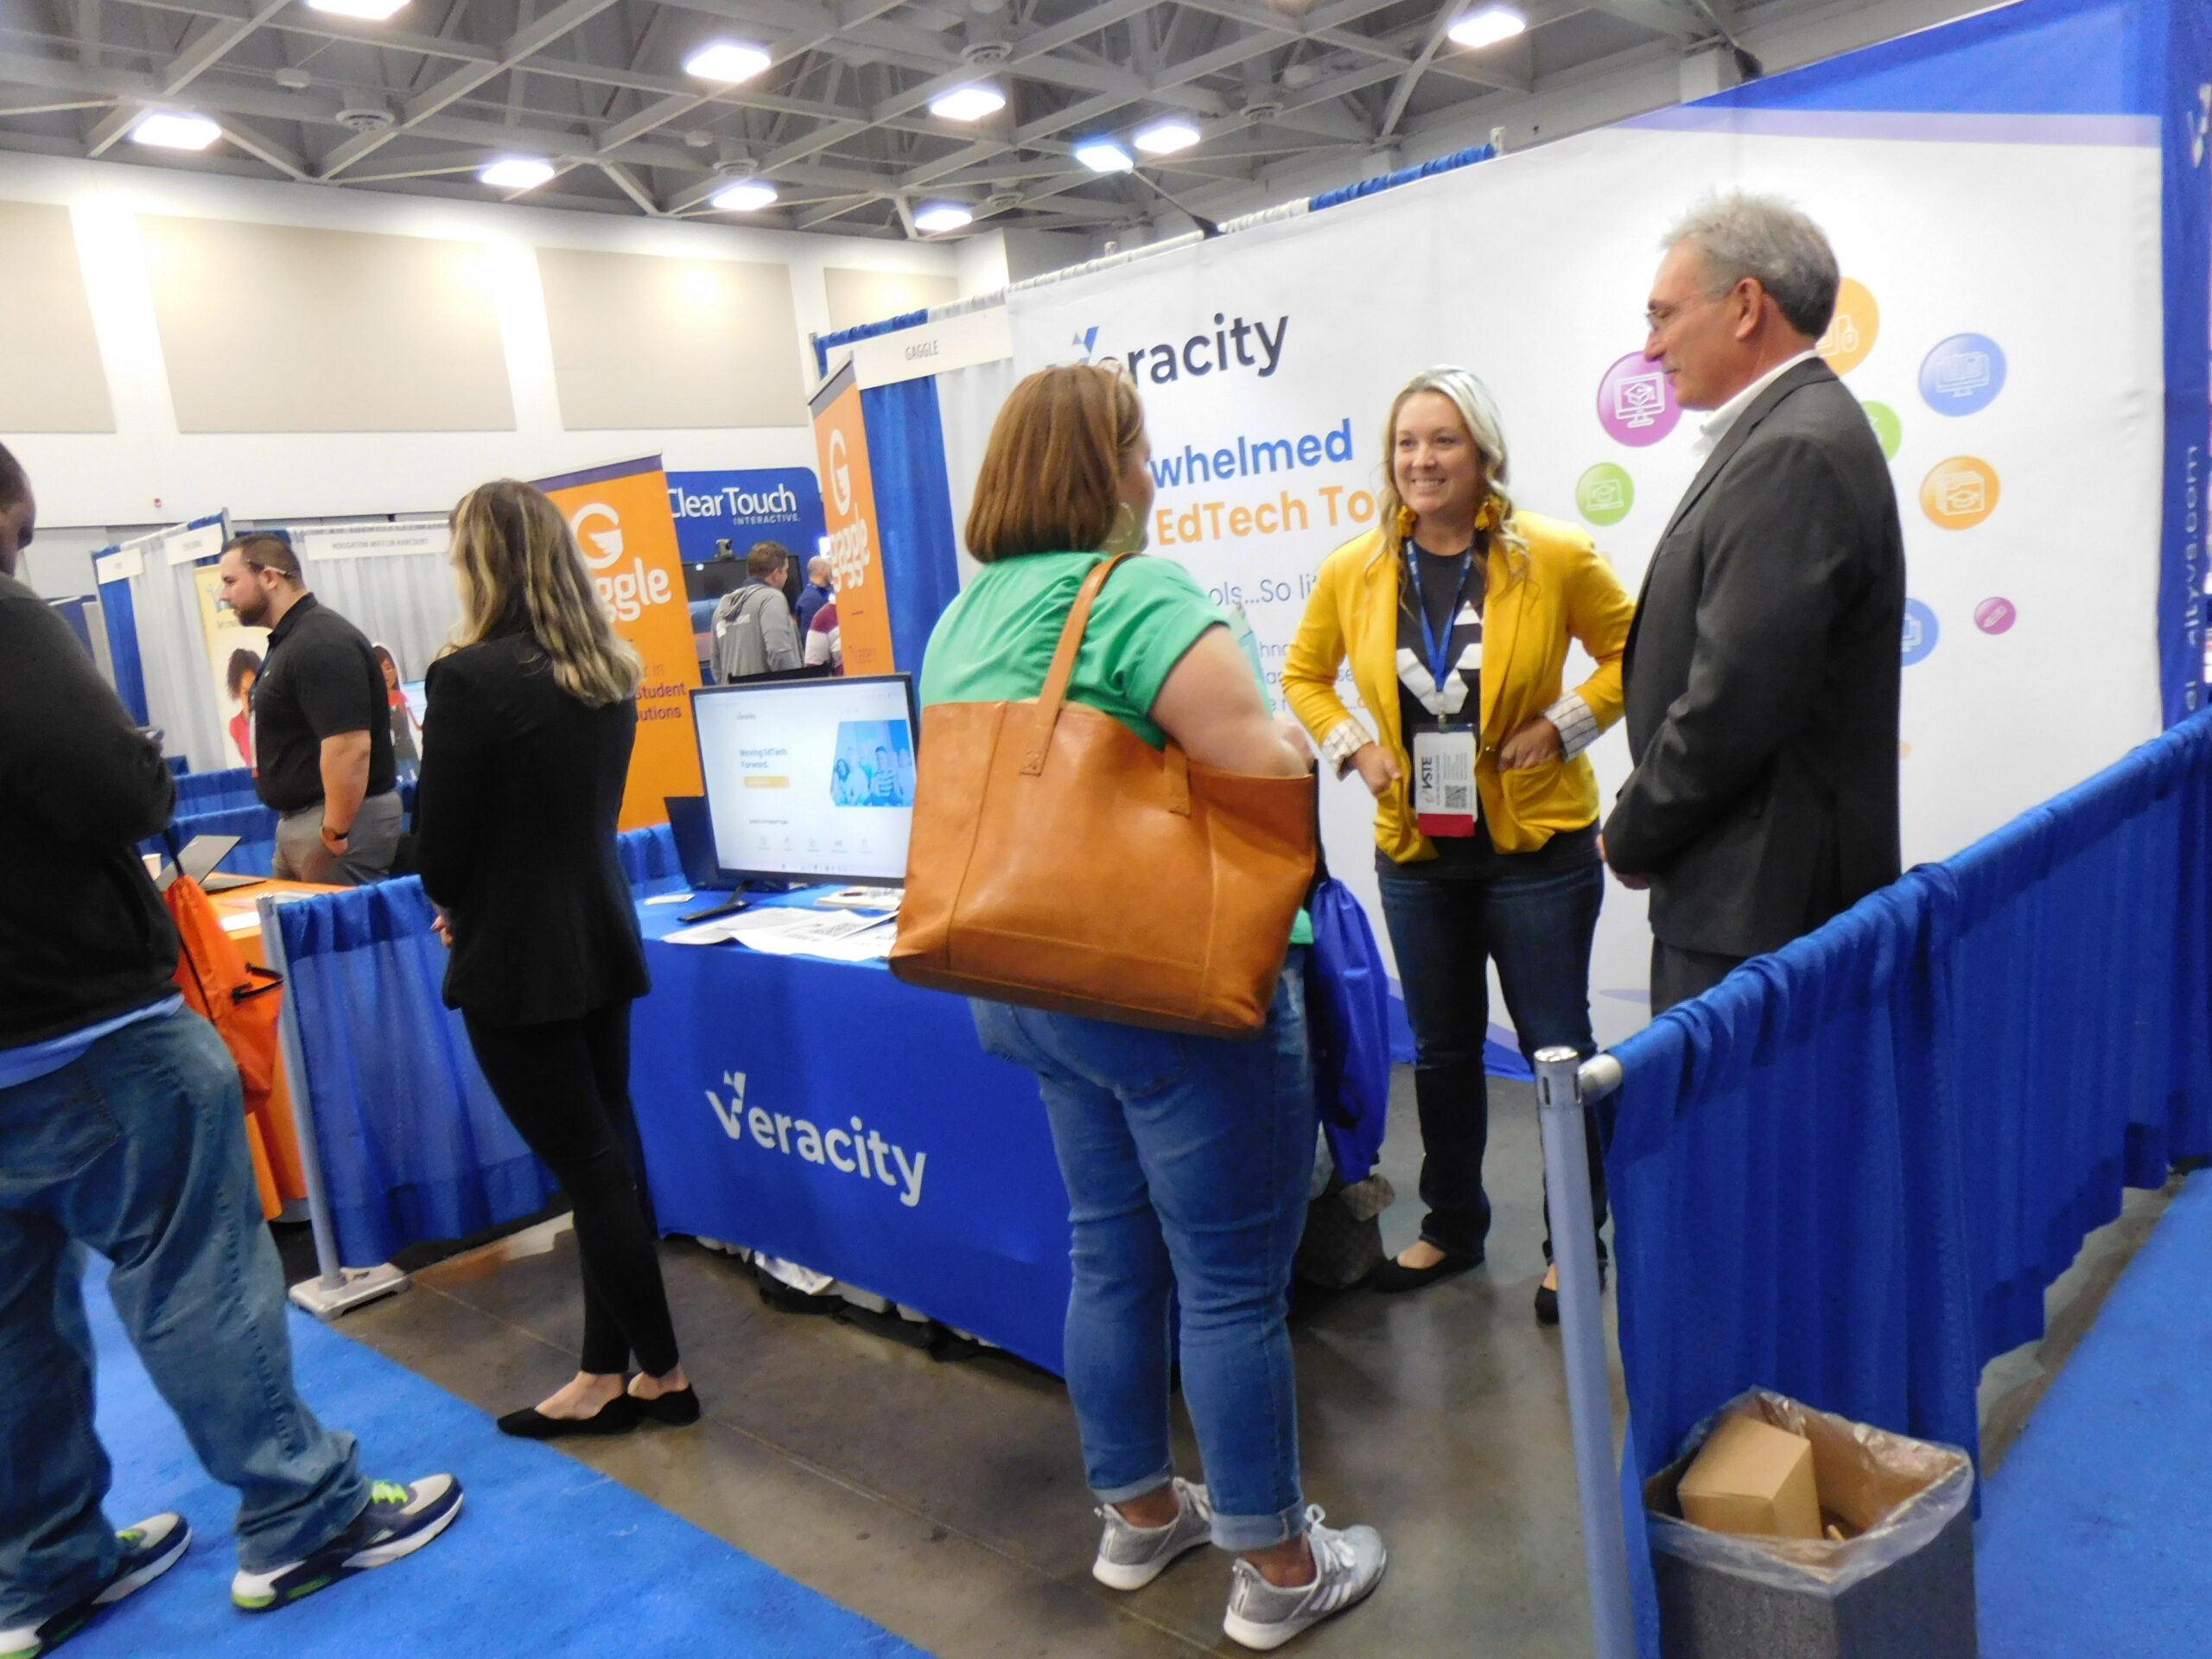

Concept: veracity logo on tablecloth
[[703, 1071, 928, 1207]]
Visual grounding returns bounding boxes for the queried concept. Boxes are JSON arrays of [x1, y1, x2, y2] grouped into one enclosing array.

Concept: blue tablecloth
[[627, 889, 1073, 1373]]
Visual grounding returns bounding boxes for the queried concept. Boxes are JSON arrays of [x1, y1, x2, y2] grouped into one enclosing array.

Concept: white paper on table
[[217, 910, 263, 936], [644, 892, 696, 906], [718, 907, 895, 960], [664, 920, 741, 946]]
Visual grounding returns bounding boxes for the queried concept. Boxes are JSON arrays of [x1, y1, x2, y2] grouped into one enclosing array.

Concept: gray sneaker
[[1222, 1507, 1387, 1651], [1092, 1478, 1215, 1590]]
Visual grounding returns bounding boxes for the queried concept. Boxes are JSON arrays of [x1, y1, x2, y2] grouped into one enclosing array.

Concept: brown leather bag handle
[[1020, 551, 1193, 818], [1021, 552, 1137, 776]]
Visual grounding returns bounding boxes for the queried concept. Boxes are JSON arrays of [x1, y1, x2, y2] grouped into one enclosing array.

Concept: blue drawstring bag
[[1305, 874, 1392, 1185]]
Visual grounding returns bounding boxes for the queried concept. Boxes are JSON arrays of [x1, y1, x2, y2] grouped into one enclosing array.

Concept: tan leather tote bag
[[893, 553, 1316, 1038]]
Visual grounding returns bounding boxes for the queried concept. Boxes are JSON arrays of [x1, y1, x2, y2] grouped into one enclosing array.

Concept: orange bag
[[163, 871, 295, 1217]]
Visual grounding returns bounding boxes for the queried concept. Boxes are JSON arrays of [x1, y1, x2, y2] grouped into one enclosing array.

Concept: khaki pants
[[271, 790, 403, 887]]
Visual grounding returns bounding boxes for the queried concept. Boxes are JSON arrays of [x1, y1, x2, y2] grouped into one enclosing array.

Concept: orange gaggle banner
[[809, 359, 896, 676], [535, 455, 702, 829]]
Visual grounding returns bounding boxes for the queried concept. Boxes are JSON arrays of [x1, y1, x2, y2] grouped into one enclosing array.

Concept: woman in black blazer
[[414, 479, 697, 1439]]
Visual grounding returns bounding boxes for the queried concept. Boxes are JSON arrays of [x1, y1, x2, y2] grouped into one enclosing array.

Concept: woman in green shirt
[[924, 364, 1385, 1652]]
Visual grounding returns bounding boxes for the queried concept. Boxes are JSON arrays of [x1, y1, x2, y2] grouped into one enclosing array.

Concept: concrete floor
[[315, 1069, 2178, 1659]]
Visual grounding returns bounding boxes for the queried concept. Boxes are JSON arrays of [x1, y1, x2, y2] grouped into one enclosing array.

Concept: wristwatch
[[321, 821, 352, 844]]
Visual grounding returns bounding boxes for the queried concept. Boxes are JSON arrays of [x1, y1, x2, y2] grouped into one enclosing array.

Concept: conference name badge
[[1412, 728, 1478, 837]]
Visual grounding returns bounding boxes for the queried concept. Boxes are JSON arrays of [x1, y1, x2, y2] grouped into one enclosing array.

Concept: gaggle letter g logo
[[570, 503, 625, 570], [828, 429, 853, 517]]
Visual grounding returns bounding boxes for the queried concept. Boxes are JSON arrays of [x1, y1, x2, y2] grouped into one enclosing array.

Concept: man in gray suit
[[1602, 194, 1905, 1014]]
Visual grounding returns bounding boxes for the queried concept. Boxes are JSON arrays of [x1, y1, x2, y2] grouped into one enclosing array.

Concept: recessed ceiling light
[[130, 111, 222, 150], [710, 178, 779, 212], [1446, 5, 1527, 48], [928, 83, 1006, 123], [479, 156, 556, 190], [914, 201, 975, 233], [1132, 118, 1200, 156], [1073, 138, 1134, 174], [306, 0, 410, 20], [683, 40, 772, 84]]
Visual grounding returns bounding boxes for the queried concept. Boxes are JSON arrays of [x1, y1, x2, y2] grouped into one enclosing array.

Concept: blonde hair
[[1372, 365, 1529, 583], [966, 362, 1144, 563], [445, 480, 643, 706]]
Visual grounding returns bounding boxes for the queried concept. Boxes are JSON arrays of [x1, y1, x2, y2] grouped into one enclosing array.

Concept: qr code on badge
[[1443, 785, 1471, 810]]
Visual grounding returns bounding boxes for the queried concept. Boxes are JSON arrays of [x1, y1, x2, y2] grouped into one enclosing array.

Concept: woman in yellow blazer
[[1283, 365, 1634, 1316]]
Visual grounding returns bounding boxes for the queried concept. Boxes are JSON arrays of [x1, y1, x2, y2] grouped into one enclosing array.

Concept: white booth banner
[[996, 120, 2164, 1044], [93, 546, 143, 584], [852, 306, 1014, 390], [295, 521, 452, 563], [163, 523, 225, 566]]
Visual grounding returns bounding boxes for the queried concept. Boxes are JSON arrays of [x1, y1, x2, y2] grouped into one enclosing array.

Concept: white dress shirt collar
[[1693, 349, 1820, 461]]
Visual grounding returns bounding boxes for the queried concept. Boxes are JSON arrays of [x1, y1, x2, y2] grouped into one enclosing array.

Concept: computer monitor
[[690, 674, 918, 886]]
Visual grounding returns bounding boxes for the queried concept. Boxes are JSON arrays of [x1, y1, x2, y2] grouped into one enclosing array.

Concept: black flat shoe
[[1365, 1249, 1481, 1294], [1534, 1260, 1609, 1326], [629, 1385, 702, 1427], [497, 1394, 645, 1439]]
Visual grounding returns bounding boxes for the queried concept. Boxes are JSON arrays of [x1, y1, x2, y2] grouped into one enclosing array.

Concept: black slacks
[[463, 1000, 680, 1377], [1649, 940, 1749, 1017]]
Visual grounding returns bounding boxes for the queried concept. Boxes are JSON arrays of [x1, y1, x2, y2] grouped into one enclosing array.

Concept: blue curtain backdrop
[[275, 825, 679, 1266], [860, 378, 963, 677], [98, 572, 149, 726], [144, 804, 279, 877], [172, 766, 261, 813], [1605, 711, 2212, 1655]]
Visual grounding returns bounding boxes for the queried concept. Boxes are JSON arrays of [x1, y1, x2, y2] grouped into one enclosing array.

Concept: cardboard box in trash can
[[1643, 1389, 1977, 1659]]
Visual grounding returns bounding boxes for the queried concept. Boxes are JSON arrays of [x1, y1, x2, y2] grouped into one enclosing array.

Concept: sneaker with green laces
[[231, 1475, 462, 1612], [0, 1512, 192, 1659]]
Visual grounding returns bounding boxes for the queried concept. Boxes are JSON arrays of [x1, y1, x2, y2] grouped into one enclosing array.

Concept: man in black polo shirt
[[216, 534, 402, 885]]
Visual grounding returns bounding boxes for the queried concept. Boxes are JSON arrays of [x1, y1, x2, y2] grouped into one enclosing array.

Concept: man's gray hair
[[1665, 193, 1840, 340]]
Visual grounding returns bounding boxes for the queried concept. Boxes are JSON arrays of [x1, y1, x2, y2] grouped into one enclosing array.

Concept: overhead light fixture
[[1446, 4, 1528, 49], [306, 0, 410, 19], [1073, 137, 1135, 174], [683, 40, 772, 84], [710, 177, 779, 212], [479, 156, 556, 190], [914, 201, 975, 233], [927, 83, 1006, 122], [1133, 118, 1200, 156], [130, 111, 222, 150]]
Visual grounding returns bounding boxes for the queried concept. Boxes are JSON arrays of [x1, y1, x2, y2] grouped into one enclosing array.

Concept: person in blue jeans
[[923, 365, 1385, 1651], [0, 443, 460, 1658], [1283, 366, 1636, 1317]]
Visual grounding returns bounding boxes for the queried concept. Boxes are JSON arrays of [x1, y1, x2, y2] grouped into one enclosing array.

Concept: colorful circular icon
[[1819, 278, 1880, 375], [1596, 352, 1681, 447], [1974, 596, 2018, 634], [1861, 400, 1902, 460], [1575, 462, 1635, 526], [1920, 456, 2000, 529], [1902, 599, 1940, 665], [1920, 334, 2006, 416]]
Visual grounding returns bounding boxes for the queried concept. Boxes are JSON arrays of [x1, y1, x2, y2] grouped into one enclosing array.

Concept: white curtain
[[931, 354, 1017, 589], [100, 521, 230, 773], [292, 529, 463, 686]]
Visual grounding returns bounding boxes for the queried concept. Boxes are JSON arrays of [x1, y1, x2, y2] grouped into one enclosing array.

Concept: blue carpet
[[66, 1267, 929, 1659], [1977, 1170, 2212, 1658]]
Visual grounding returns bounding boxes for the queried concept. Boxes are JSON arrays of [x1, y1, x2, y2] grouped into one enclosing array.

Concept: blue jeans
[[972, 952, 1313, 1552], [1376, 856, 1606, 1261], [0, 1008, 369, 1626]]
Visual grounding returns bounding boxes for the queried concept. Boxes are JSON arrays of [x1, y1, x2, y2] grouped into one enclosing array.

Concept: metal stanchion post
[[257, 893, 409, 1319], [1533, 1045, 1636, 1659]]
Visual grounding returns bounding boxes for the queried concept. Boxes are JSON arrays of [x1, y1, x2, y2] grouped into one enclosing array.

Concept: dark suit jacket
[[1602, 357, 1905, 959], [413, 634, 651, 1027]]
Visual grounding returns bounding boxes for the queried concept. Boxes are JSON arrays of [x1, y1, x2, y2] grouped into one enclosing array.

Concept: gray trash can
[[1643, 1389, 1978, 1659]]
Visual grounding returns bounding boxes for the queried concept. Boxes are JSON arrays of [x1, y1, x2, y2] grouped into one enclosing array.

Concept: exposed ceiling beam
[[316, 0, 623, 177], [83, 0, 288, 155]]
